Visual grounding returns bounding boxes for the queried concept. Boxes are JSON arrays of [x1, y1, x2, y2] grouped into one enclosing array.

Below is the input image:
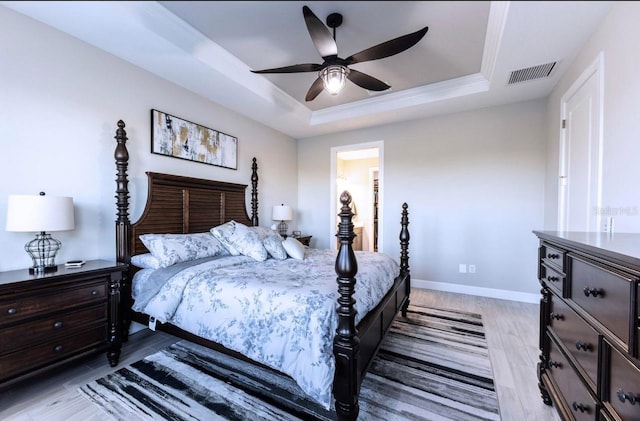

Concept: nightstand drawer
[[0, 325, 106, 382], [0, 304, 107, 354], [0, 282, 106, 325]]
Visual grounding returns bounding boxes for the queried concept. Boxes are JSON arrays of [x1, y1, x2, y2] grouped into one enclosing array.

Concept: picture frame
[[151, 109, 238, 170]]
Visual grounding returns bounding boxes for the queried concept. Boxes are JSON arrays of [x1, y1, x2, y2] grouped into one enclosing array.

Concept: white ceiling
[[2, 1, 613, 139]]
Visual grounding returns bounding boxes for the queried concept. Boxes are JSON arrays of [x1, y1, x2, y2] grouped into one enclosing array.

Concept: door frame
[[558, 52, 604, 232], [330, 141, 384, 251]]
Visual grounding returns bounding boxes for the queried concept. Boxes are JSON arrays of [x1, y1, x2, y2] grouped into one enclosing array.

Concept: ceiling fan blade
[[251, 63, 322, 74], [303, 6, 338, 59], [345, 26, 429, 65], [305, 77, 325, 102], [347, 69, 391, 91]]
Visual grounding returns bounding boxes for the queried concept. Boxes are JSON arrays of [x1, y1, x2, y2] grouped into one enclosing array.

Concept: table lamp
[[272, 204, 293, 237], [6, 192, 75, 274]]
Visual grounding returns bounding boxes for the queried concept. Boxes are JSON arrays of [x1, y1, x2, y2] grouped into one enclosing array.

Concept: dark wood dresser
[[0, 260, 124, 389], [534, 231, 640, 420]]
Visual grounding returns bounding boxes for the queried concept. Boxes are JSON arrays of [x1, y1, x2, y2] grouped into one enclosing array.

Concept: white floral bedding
[[131, 248, 399, 409]]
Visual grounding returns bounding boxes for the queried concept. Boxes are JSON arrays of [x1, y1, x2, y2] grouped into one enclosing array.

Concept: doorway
[[558, 52, 604, 232], [330, 141, 383, 251]]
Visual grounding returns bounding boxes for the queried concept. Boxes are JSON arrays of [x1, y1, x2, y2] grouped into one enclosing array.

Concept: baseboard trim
[[412, 279, 539, 304]]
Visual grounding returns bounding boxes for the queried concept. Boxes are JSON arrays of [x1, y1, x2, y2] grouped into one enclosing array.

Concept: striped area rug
[[79, 304, 500, 420]]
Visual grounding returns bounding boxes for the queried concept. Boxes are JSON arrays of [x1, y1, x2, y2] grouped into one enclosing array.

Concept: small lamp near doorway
[[272, 204, 293, 237]]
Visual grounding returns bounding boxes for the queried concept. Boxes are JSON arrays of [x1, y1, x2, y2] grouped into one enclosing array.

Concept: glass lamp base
[[25, 232, 61, 274], [29, 265, 58, 274], [277, 221, 288, 237]]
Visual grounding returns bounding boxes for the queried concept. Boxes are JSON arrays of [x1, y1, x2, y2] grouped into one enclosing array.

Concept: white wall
[[298, 99, 547, 295], [544, 2, 640, 232], [0, 6, 297, 271]]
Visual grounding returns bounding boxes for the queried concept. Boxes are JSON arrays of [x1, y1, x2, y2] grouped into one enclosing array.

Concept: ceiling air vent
[[508, 62, 557, 85]]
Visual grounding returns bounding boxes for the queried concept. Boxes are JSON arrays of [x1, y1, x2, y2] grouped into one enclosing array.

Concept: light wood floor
[[0, 288, 561, 421]]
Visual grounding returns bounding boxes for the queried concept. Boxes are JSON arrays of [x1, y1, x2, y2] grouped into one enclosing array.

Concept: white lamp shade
[[6, 194, 75, 232], [272, 204, 293, 221]]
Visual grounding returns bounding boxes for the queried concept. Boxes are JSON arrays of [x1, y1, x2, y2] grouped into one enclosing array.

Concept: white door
[[558, 54, 603, 232]]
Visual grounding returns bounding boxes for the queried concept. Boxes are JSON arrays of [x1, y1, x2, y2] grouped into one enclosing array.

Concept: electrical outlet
[[468, 264, 476, 273], [459, 264, 467, 273]]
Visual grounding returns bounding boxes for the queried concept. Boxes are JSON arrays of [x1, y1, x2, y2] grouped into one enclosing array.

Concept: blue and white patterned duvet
[[131, 249, 399, 409]]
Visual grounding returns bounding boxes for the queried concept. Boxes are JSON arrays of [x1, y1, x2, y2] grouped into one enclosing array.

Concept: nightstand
[[295, 235, 312, 246], [0, 260, 125, 390]]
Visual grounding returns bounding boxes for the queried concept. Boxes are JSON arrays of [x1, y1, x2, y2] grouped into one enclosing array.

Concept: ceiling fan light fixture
[[320, 65, 350, 95]]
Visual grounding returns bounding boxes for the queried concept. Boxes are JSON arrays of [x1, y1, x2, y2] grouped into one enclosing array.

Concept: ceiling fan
[[251, 5, 429, 102]]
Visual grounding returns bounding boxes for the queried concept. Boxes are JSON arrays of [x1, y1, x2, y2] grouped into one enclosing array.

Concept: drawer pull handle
[[575, 341, 592, 352], [7, 307, 17, 315], [91, 290, 98, 296], [54, 345, 63, 352], [583, 287, 602, 297], [550, 312, 564, 321], [571, 402, 588, 413], [549, 360, 561, 368], [53, 321, 63, 329], [546, 276, 559, 282], [617, 389, 637, 405], [547, 253, 560, 259]]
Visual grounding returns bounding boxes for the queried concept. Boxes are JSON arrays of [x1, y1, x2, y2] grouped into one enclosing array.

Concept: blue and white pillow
[[249, 226, 288, 260], [139, 232, 228, 268], [211, 221, 269, 262], [130, 253, 163, 270], [210, 221, 241, 256]]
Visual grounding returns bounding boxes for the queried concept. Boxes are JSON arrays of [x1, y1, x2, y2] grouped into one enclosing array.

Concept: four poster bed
[[113, 120, 411, 420]]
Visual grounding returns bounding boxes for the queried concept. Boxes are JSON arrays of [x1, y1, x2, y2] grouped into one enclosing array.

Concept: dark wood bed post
[[333, 191, 360, 421], [114, 120, 132, 341], [400, 202, 411, 316], [251, 157, 259, 226]]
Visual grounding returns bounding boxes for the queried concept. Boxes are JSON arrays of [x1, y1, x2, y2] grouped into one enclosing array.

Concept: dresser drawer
[[542, 243, 566, 272], [548, 336, 598, 420], [0, 282, 106, 325], [603, 340, 640, 420], [542, 263, 566, 297], [0, 325, 106, 382], [550, 296, 599, 388], [0, 304, 107, 354], [569, 256, 634, 349]]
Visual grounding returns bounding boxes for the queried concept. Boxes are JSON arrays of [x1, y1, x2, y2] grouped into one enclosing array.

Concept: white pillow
[[211, 221, 268, 262], [282, 237, 305, 260], [139, 232, 228, 268]]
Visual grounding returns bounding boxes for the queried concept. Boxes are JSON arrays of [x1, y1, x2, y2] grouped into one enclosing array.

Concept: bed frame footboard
[[333, 192, 410, 421]]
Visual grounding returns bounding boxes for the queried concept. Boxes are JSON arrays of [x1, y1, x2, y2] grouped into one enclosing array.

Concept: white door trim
[[558, 51, 604, 232]]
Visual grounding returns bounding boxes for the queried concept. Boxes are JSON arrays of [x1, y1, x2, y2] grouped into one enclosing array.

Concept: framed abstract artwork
[[151, 109, 238, 170]]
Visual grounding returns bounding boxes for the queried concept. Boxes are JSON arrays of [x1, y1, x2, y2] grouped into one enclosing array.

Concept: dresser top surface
[[534, 230, 640, 269], [0, 259, 125, 287]]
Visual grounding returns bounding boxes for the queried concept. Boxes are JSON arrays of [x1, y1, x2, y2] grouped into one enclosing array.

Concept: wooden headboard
[[114, 120, 259, 262], [130, 172, 255, 257]]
